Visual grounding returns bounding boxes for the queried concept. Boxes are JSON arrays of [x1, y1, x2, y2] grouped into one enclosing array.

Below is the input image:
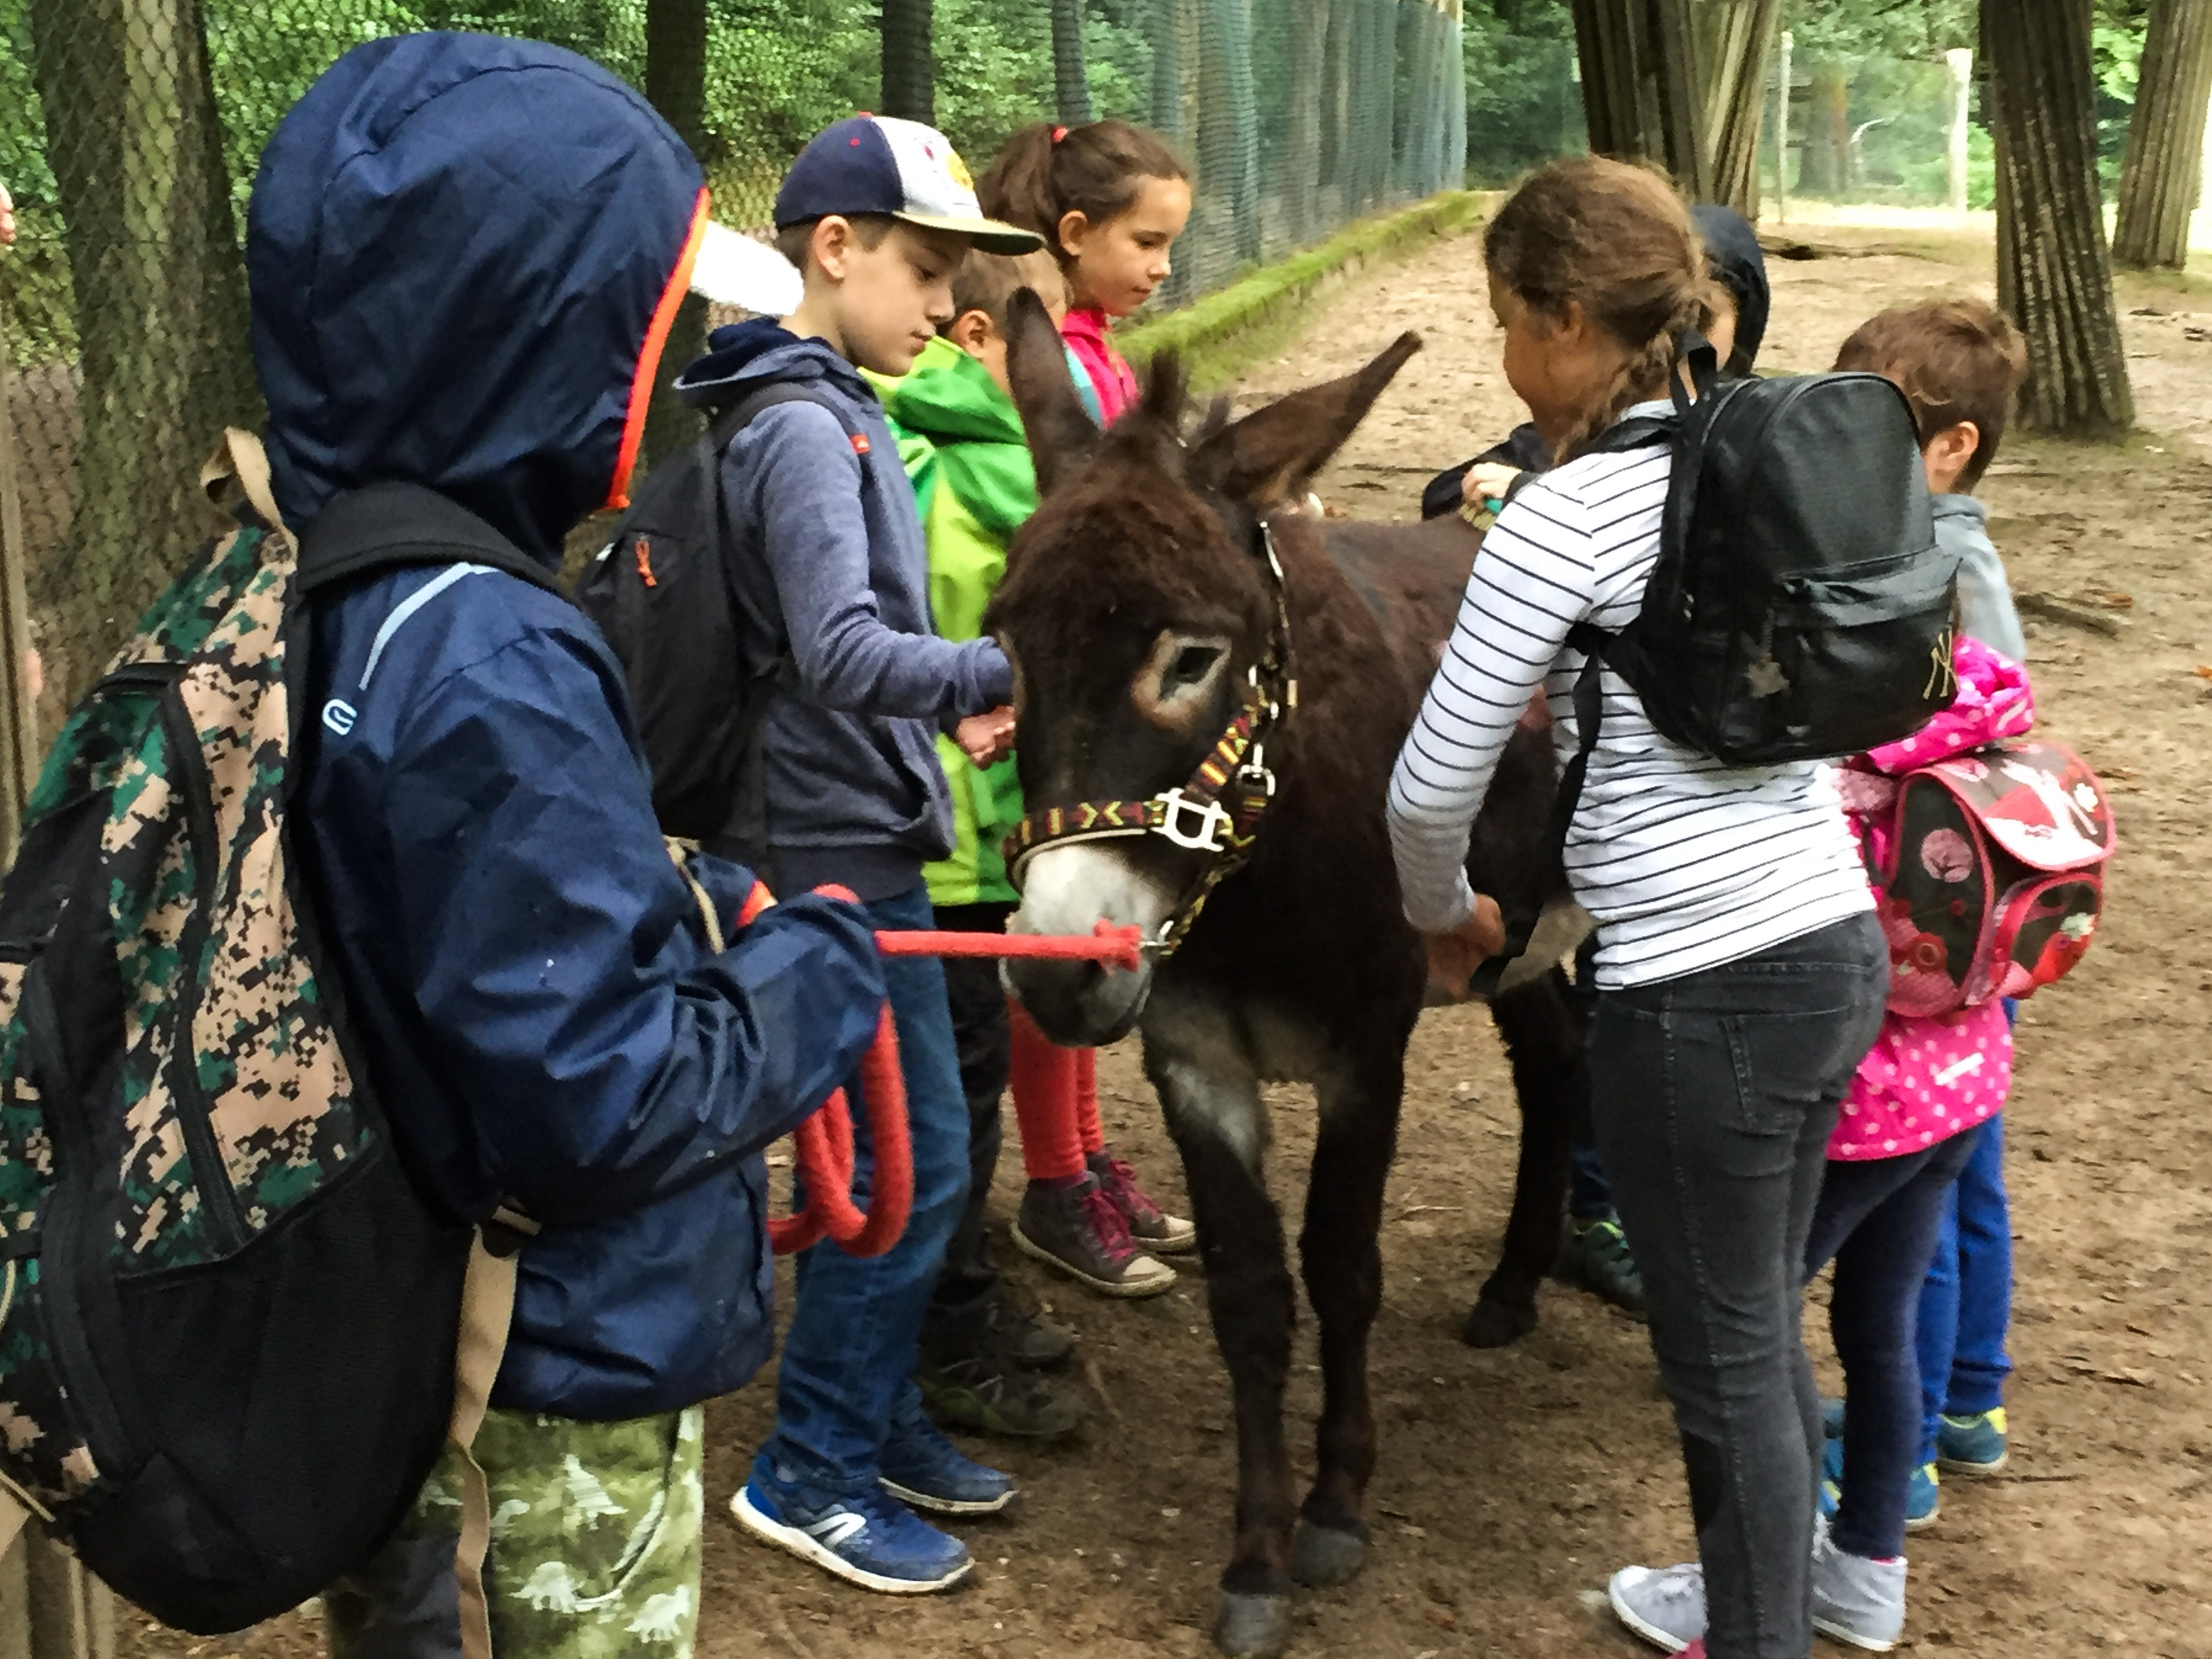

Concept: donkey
[[987, 293, 1588, 1658]]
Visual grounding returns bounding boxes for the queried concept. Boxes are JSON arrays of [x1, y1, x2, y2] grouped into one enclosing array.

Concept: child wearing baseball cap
[[674, 117, 1042, 1597]]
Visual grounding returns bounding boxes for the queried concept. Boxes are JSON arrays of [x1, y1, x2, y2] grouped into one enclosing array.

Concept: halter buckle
[[1151, 787, 1233, 853]]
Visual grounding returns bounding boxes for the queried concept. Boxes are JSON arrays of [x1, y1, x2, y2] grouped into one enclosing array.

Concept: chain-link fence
[[0, 0, 1466, 707]]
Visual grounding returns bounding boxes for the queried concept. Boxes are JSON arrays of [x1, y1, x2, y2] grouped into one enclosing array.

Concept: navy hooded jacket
[[249, 33, 886, 1418]]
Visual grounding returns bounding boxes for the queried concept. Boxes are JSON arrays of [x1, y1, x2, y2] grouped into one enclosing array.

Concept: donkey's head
[[989, 290, 1417, 1044]]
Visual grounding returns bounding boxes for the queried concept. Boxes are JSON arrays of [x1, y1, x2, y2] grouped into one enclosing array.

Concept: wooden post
[[1775, 28, 1791, 222], [1947, 47, 1973, 213]]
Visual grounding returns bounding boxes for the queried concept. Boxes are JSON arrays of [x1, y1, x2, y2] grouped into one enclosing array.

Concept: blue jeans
[[763, 884, 971, 1493], [1803, 1128, 1981, 1560], [1589, 915, 1889, 1659], [1916, 1111, 2013, 1461]]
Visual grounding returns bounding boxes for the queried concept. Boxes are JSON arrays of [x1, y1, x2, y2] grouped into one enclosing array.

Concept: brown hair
[[1832, 299, 2030, 491], [947, 247, 1069, 335], [772, 213, 895, 274], [975, 120, 1189, 267], [1483, 155, 1721, 460]]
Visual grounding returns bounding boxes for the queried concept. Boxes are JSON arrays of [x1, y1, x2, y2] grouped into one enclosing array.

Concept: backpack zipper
[[150, 680, 251, 1254]]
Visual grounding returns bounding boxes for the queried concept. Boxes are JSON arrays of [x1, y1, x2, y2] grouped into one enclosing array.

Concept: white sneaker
[[1811, 1514, 1907, 1651], [1607, 1559, 1706, 1653]]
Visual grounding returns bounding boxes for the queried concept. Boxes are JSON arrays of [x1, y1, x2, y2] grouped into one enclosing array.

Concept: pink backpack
[[1864, 739, 2114, 1017]]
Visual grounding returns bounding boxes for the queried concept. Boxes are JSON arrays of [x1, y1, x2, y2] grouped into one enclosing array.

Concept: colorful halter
[[1003, 519, 1299, 958]]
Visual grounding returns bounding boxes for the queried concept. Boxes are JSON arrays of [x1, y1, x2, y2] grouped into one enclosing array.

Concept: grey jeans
[[1588, 914, 1888, 1659]]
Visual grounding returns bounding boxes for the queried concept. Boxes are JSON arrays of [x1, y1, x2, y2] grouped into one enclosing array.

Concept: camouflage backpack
[[0, 432, 532, 1644]]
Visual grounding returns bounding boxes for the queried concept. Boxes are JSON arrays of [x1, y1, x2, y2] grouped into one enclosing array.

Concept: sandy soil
[[119, 221, 2212, 1658]]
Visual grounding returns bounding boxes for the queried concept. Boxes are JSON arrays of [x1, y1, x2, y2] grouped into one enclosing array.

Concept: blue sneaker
[[1936, 1407, 2008, 1475], [1819, 1437, 1940, 1532], [880, 1412, 1017, 1516], [732, 1455, 973, 1593]]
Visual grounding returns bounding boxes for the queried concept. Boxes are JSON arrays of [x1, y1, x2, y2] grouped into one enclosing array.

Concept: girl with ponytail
[[976, 120, 1189, 424], [1385, 156, 1889, 1659]]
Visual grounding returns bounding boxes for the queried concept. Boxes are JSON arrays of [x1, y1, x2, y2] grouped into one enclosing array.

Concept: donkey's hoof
[[1213, 1591, 1294, 1658], [1460, 1294, 1537, 1349], [1290, 1516, 1369, 1586]]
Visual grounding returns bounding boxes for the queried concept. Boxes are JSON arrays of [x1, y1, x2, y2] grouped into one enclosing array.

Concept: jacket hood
[[674, 319, 874, 409], [248, 33, 708, 558], [1691, 203, 1769, 373], [880, 337, 1035, 541]]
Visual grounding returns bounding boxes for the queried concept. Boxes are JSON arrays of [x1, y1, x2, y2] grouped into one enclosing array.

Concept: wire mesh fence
[[0, 0, 1467, 705]]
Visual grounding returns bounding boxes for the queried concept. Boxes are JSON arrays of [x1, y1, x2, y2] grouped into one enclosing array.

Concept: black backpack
[[1570, 339, 1958, 767], [577, 383, 861, 850]]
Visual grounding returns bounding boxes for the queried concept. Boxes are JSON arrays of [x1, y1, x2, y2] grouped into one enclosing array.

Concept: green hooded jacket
[[871, 336, 1038, 908]]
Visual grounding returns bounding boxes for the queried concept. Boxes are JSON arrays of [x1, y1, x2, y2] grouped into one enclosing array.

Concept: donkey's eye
[[1167, 644, 1223, 689]]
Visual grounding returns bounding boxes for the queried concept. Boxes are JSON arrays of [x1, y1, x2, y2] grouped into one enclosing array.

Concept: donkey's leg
[[1465, 965, 1582, 1348], [1289, 1042, 1402, 1590], [1146, 1016, 1298, 1659]]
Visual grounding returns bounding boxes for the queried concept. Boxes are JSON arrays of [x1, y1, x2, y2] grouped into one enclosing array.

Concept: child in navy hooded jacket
[[248, 35, 886, 1657]]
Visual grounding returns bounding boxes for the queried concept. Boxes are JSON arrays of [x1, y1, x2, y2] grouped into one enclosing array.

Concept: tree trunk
[[644, 0, 711, 468], [1149, 0, 1186, 142], [1197, 0, 1259, 259], [1569, 0, 1708, 196], [28, 0, 256, 699], [880, 0, 936, 124], [1799, 68, 1849, 195], [1986, 0, 2133, 437], [1698, 0, 1778, 218], [1284, 0, 1330, 246], [1052, 0, 1095, 124], [2114, 0, 2212, 268]]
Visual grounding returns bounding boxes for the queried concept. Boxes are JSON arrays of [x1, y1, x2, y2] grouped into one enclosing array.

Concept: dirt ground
[[119, 216, 2212, 1658]]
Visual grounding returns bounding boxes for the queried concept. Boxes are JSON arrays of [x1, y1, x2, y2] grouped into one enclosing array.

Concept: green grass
[[1119, 191, 1494, 392]]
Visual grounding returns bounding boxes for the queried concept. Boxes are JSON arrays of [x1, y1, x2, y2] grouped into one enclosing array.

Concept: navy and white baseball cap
[[775, 115, 1043, 255]]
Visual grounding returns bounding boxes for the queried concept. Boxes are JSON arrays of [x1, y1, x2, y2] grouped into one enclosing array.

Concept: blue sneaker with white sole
[[880, 1411, 1016, 1515], [1819, 1437, 1940, 1532], [732, 1455, 972, 1594], [1936, 1407, 2008, 1475]]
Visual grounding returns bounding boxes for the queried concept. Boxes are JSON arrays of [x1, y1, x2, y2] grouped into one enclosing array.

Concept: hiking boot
[[1811, 1514, 1907, 1652], [1088, 1147, 1197, 1254], [993, 1296, 1078, 1370], [733, 1455, 972, 1594], [916, 1333, 1088, 1441], [1556, 1215, 1645, 1315], [1820, 1437, 1940, 1532], [880, 1414, 1017, 1516], [1607, 1559, 1705, 1652], [1936, 1407, 2008, 1475], [1012, 1174, 1176, 1298]]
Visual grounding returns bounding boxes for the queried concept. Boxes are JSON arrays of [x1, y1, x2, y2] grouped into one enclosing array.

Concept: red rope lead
[[754, 888, 1139, 1259]]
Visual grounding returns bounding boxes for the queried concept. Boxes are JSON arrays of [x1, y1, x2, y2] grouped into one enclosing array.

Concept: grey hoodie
[[1935, 493, 2028, 665], [678, 322, 1014, 897]]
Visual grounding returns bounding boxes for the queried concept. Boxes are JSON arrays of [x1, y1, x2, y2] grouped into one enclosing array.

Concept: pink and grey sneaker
[[1088, 1148, 1197, 1254], [1012, 1173, 1176, 1298]]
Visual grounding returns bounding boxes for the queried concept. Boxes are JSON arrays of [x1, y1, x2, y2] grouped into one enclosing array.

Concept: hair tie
[[1051, 125, 1069, 144]]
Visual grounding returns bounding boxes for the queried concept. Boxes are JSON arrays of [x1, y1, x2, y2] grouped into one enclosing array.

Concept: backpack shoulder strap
[[295, 482, 566, 599]]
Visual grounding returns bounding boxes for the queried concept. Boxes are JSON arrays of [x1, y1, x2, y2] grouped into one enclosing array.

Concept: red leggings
[[1005, 999, 1103, 1182]]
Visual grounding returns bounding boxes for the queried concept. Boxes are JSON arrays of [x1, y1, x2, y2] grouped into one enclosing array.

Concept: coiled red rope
[[743, 884, 1143, 1258]]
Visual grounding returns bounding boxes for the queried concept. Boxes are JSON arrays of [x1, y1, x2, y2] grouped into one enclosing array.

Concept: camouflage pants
[[325, 1405, 704, 1659]]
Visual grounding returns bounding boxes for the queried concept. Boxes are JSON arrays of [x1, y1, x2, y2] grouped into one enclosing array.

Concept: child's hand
[[1462, 462, 1520, 510], [956, 706, 1016, 767], [0, 184, 16, 248], [1422, 895, 1507, 1002]]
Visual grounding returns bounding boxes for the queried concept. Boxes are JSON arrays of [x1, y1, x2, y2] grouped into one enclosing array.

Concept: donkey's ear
[[1191, 332, 1421, 506], [1006, 287, 1101, 497]]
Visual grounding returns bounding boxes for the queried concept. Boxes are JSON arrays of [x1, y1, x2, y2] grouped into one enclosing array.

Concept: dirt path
[[123, 223, 2212, 1658]]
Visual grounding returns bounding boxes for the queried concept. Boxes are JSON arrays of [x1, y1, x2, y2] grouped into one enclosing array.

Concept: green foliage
[[1461, 0, 1584, 186]]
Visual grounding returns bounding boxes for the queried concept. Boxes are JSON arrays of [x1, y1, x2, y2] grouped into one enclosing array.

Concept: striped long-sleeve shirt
[[1385, 407, 1872, 990]]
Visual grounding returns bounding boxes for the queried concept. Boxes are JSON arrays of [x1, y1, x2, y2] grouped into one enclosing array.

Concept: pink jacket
[[1828, 638, 2029, 1162], [1061, 306, 1140, 426]]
